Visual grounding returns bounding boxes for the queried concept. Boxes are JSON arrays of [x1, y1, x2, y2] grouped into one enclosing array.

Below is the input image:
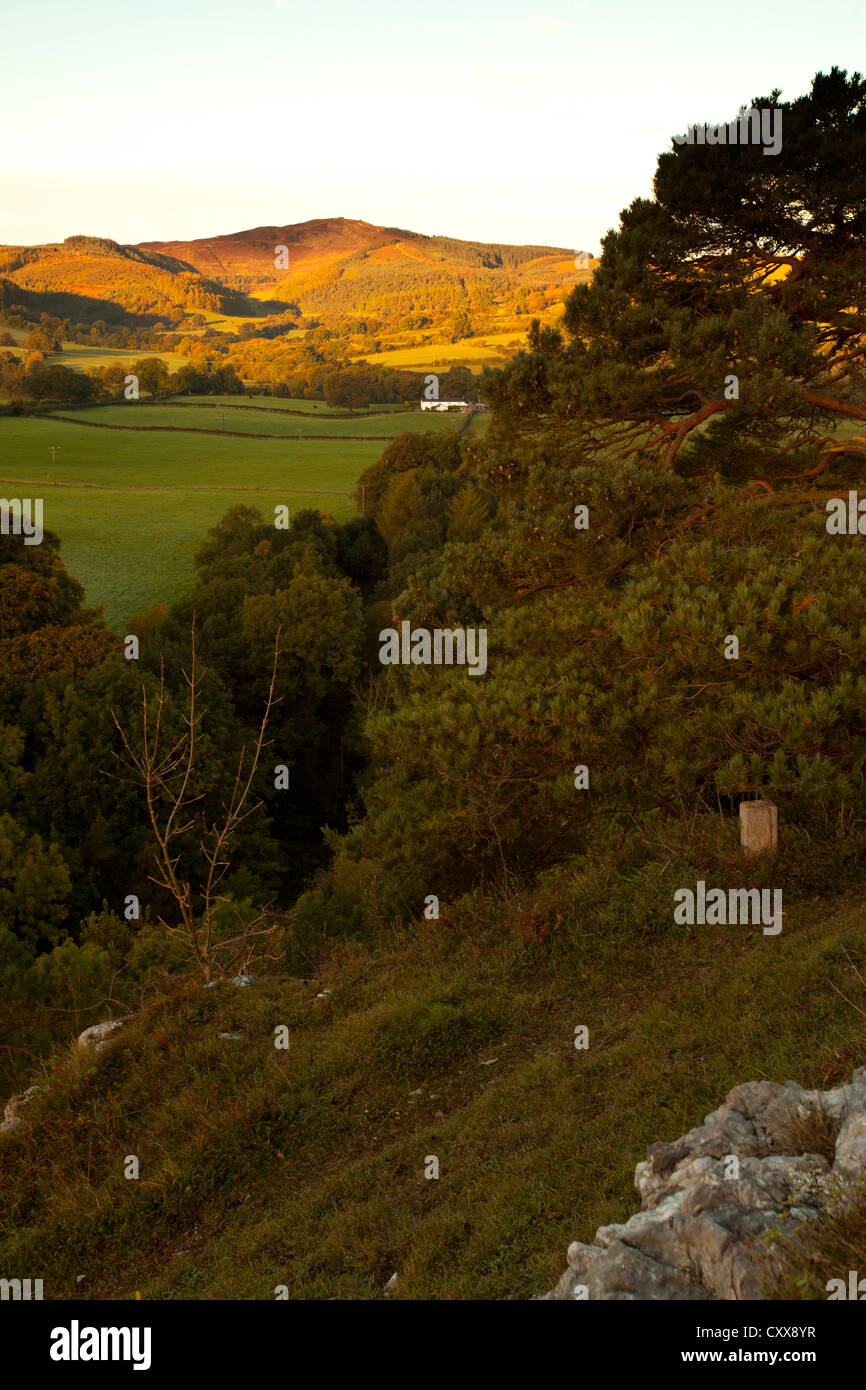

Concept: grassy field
[[0, 398, 485, 629], [47, 344, 190, 372], [48, 403, 465, 437], [1, 862, 864, 1300], [210, 396, 407, 414], [354, 334, 526, 371], [0, 415, 370, 629], [193, 308, 306, 335]]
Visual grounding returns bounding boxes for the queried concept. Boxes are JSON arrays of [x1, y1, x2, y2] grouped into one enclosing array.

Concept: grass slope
[[1, 864, 863, 1301], [1, 241, 247, 319], [353, 336, 526, 370], [48, 344, 190, 373], [0, 401, 482, 627], [0, 415, 372, 628]]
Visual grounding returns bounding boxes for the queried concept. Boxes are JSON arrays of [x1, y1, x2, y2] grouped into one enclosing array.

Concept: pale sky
[[1, 0, 860, 251]]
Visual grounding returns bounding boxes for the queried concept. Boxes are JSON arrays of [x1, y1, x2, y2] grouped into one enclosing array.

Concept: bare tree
[[111, 620, 288, 983]]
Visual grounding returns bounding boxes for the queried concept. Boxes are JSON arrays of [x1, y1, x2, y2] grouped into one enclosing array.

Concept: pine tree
[[484, 68, 866, 488]]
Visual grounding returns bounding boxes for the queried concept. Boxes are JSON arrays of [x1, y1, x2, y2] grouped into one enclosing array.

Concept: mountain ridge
[[0, 217, 593, 346], [137, 215, 577, 285]]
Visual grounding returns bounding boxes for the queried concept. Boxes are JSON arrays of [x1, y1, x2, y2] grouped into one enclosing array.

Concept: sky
[[1, 0, 861, 251]]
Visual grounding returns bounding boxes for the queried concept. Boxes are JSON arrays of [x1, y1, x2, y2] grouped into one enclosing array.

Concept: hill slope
[[1, 877, 863, 1300], [0, 220, 594, 349], [139, 217, 591, 326], [0, 236, 258, 324], [139, 217, 407, 280], [140, 216, 581, 283]]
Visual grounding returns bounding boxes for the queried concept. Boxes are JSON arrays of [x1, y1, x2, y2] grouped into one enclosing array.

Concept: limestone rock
[[77, 1020, 126, 1052], [1, 1082, 43, 1134], [545, 1065, 865, 1300]]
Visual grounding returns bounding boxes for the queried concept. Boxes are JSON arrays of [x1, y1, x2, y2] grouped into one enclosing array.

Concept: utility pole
[[48, 445, 60, 484]]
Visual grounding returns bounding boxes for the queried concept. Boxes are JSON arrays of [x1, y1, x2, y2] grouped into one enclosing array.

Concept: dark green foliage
[[484, 68, 865, 491], [354, 429, 463, 514], [318, 69, 866, 918], [158, 505, 366, 895]]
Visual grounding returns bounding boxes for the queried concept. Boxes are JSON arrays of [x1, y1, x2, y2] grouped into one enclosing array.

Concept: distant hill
[[139, 217, 403, 280], [138, 217, 592, 325], [139, 216, 579, 282], [0, 219, 597, 342], [0, 235, 255, 326]]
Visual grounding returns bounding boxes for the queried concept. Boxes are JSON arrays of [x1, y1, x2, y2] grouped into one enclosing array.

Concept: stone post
[[740, 799, 778, 857]]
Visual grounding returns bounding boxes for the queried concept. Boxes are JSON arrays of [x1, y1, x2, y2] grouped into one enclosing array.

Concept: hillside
[[0, 867, 861, 1301], [0, 219, 591, 332], [0, 236, 258, 325], [139, 218, 589, 341], [0, 219, 594, 377], [2, 882, 864, 1300], [139, 217, 408, 280], [140, 215, 585, 292]]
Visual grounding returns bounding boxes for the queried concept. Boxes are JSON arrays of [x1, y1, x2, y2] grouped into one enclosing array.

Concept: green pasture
[[0, 415, 374, 630], [354, 333, 526, 370], [47, 343, 190, 372], [195, 396, 407, 414], [3, 388, 483, 627], [48, 403, 464, 438]]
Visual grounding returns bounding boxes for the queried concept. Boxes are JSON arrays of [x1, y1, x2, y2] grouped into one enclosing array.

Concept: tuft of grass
[[759, 1183, 866, 1299], [60, 1036, 94, 1085], [765, 1097, 843, 1163]]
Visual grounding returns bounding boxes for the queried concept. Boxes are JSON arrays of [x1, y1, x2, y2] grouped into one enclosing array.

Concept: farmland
[[46, 343, 191, 373], [0, 403, 483, 629], [182, 396, 407, 414], [45, 402, 464, 438], [351, 333, 527, 370]]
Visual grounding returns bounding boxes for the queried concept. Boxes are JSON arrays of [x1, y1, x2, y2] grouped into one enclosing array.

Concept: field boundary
[[0, 475, 356, 497], [166, 400, 406, 419], [45, 414, 397, 442]]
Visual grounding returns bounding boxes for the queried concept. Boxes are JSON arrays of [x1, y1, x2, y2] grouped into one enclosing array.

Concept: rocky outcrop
[[1, 1022, 127, 1135], [77, 1019, 126, 1052], [1, 1083, 42, 1135], [545, 1067, 866, 1300]]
